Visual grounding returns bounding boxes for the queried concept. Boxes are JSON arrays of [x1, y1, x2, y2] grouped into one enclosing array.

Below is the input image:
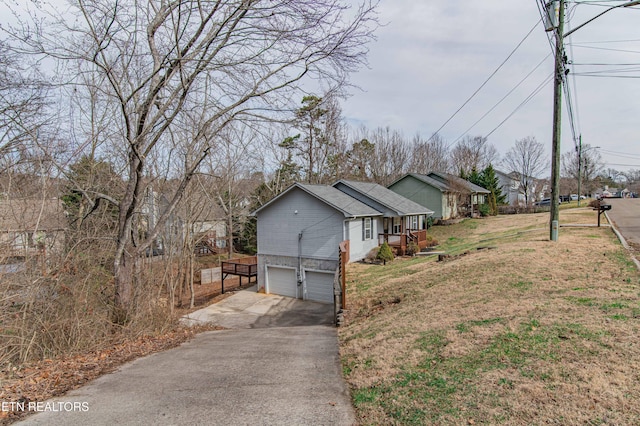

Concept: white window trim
[[364, 217, 372, 240], [393, 217, 402, 234], [410, 215, 418, 230]]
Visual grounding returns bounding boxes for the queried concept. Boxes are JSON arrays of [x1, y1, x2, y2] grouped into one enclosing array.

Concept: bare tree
[[367, 127, 410, 185], [503, 136, 548, 206], [561, 144, 603, 196], [5, 0, 378, 320], [450, 135, 499, 176], [409, 132, 450, 174], [0, 41, 50, 173]]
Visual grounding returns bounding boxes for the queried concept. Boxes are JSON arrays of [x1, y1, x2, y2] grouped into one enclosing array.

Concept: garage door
[[266, 266, 298, 299], [304, 270, 335, 304]]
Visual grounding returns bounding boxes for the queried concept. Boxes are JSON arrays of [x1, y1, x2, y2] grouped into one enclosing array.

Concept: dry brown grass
[[339, 208, 640, 425]]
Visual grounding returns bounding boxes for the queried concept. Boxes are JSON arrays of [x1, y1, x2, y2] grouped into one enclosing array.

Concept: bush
[[478, 203, 491, 217], [376, 242, 394, 265], [364, 247, 379, 264], [425, 235, 439, 247], [426, 216, 434, 229], [406, 242, 420, 256]]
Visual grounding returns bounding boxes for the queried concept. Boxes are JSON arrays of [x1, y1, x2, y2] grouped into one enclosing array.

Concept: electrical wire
[[428, 18, 542, 145], [485, 73, 554, 138], [448, 53, 552, 146]]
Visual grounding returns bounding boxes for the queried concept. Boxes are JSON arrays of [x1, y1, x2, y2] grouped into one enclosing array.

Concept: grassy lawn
[[339, 207, 640, 425]]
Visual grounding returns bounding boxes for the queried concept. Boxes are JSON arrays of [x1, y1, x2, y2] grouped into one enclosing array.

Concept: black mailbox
[[593, 203, 611, 227]]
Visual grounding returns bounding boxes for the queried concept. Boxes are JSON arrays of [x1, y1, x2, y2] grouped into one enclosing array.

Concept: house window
[[409, 215, 418, 230], [363, 217, 372, 240], [392, 217, 402, 234]]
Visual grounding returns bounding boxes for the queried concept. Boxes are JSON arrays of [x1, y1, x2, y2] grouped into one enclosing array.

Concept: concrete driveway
[[16, 289, 355, 426]]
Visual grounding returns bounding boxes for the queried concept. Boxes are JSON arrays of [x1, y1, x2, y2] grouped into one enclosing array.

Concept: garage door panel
[[305, 271, 334, 304], [267, 267, 298, 299]]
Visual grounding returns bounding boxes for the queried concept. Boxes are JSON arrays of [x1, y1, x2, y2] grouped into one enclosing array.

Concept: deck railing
[[220, 256, 258, 293], [378, 230, 428, 255]]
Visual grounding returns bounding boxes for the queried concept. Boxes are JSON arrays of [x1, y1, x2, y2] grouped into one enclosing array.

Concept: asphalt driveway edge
[[604, 210, 640, 270]]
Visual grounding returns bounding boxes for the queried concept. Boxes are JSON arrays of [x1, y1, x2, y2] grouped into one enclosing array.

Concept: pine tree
[[376, 241, 394, 265], [480, 164, 506, 215]]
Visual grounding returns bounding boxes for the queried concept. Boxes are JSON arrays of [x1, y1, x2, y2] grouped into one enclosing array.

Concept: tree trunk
[[113, 248, 135, 323]]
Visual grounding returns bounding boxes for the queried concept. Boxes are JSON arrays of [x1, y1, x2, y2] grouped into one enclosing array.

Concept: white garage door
[[266, 266, 298, 299], [304, 270, 335, 304]]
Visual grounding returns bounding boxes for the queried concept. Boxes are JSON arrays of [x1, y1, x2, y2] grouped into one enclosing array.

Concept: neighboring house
[[253, 183, 382, 303], [595, 186, 629, 199], [495, 170, 525, 206], [192, 218, 227, 251], [388, 172, 490, 220], [141, 186, 227, 254], [0, 198, 67, 259], [332, 180, 433, 255]]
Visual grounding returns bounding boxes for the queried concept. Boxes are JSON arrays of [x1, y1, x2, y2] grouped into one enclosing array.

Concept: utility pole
[[550, 0, 565, 241], [547, 0, 638, 240], [577, 134, 582, 207]]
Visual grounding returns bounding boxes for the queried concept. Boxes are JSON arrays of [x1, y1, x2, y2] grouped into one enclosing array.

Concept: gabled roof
[[333, 179, 433, 216], [391, 172, 490, 194], [390, 173, 449, 192], [495, 169, 538, 182], [252, 183, 381, 218], [427, 171, 490, 194]]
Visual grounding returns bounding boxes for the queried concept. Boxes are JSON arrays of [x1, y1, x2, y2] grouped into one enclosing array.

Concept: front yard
[[339, 208, 640, 424]]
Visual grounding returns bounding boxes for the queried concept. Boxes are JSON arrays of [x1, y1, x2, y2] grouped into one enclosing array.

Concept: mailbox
[[593, 203, 611, 227]]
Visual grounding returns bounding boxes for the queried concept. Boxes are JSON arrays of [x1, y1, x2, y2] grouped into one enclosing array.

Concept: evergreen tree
[[376, 242, 394, 265], [480, 164, 506, 215]]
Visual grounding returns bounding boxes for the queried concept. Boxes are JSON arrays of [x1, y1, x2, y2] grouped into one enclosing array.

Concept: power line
[[448, 54, 552, 146], [429, 18, 541, 145], [599, 149, 640, 159], [572, 73, 640, 78], [485, 74, 554, 138], [570, 44, 640, 54]]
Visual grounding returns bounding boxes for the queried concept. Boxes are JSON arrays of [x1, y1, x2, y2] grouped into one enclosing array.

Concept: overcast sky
[[342, 0, 640, 174]]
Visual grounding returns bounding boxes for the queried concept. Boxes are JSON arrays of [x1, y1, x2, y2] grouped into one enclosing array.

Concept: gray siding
[[346, 217, 381, 262], [389, 176, 444, 219], [257, 187, 344, 260]]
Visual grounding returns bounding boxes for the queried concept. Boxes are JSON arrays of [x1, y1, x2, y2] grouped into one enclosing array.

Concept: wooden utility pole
[[550, 0, 565, 241]]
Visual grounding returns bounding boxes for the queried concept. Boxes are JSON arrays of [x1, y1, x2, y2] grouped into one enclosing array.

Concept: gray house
[[333, 180, 433, 255], [388, 172, 490, 220], [253, 183, 382, 303]]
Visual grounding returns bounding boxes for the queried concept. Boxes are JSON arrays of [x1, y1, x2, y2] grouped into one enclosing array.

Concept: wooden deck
[[220, 256, 258, 293], [378, 230, 428, 256]]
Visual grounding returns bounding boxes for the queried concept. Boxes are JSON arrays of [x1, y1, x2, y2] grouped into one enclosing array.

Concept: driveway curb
[[604, 210, 640, 270]]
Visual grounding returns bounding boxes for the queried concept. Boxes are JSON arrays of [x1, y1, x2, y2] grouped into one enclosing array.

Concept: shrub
[[478, 203, 491, 217], [425, 235, 439, 247], [365, 247, 379, 264], [376, 242, 394, 265], [406, 241, 420, 256], [426, 216, 434, 229]]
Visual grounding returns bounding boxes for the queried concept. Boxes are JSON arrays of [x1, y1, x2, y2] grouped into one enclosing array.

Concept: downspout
[[297, 231, 303, 298]]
